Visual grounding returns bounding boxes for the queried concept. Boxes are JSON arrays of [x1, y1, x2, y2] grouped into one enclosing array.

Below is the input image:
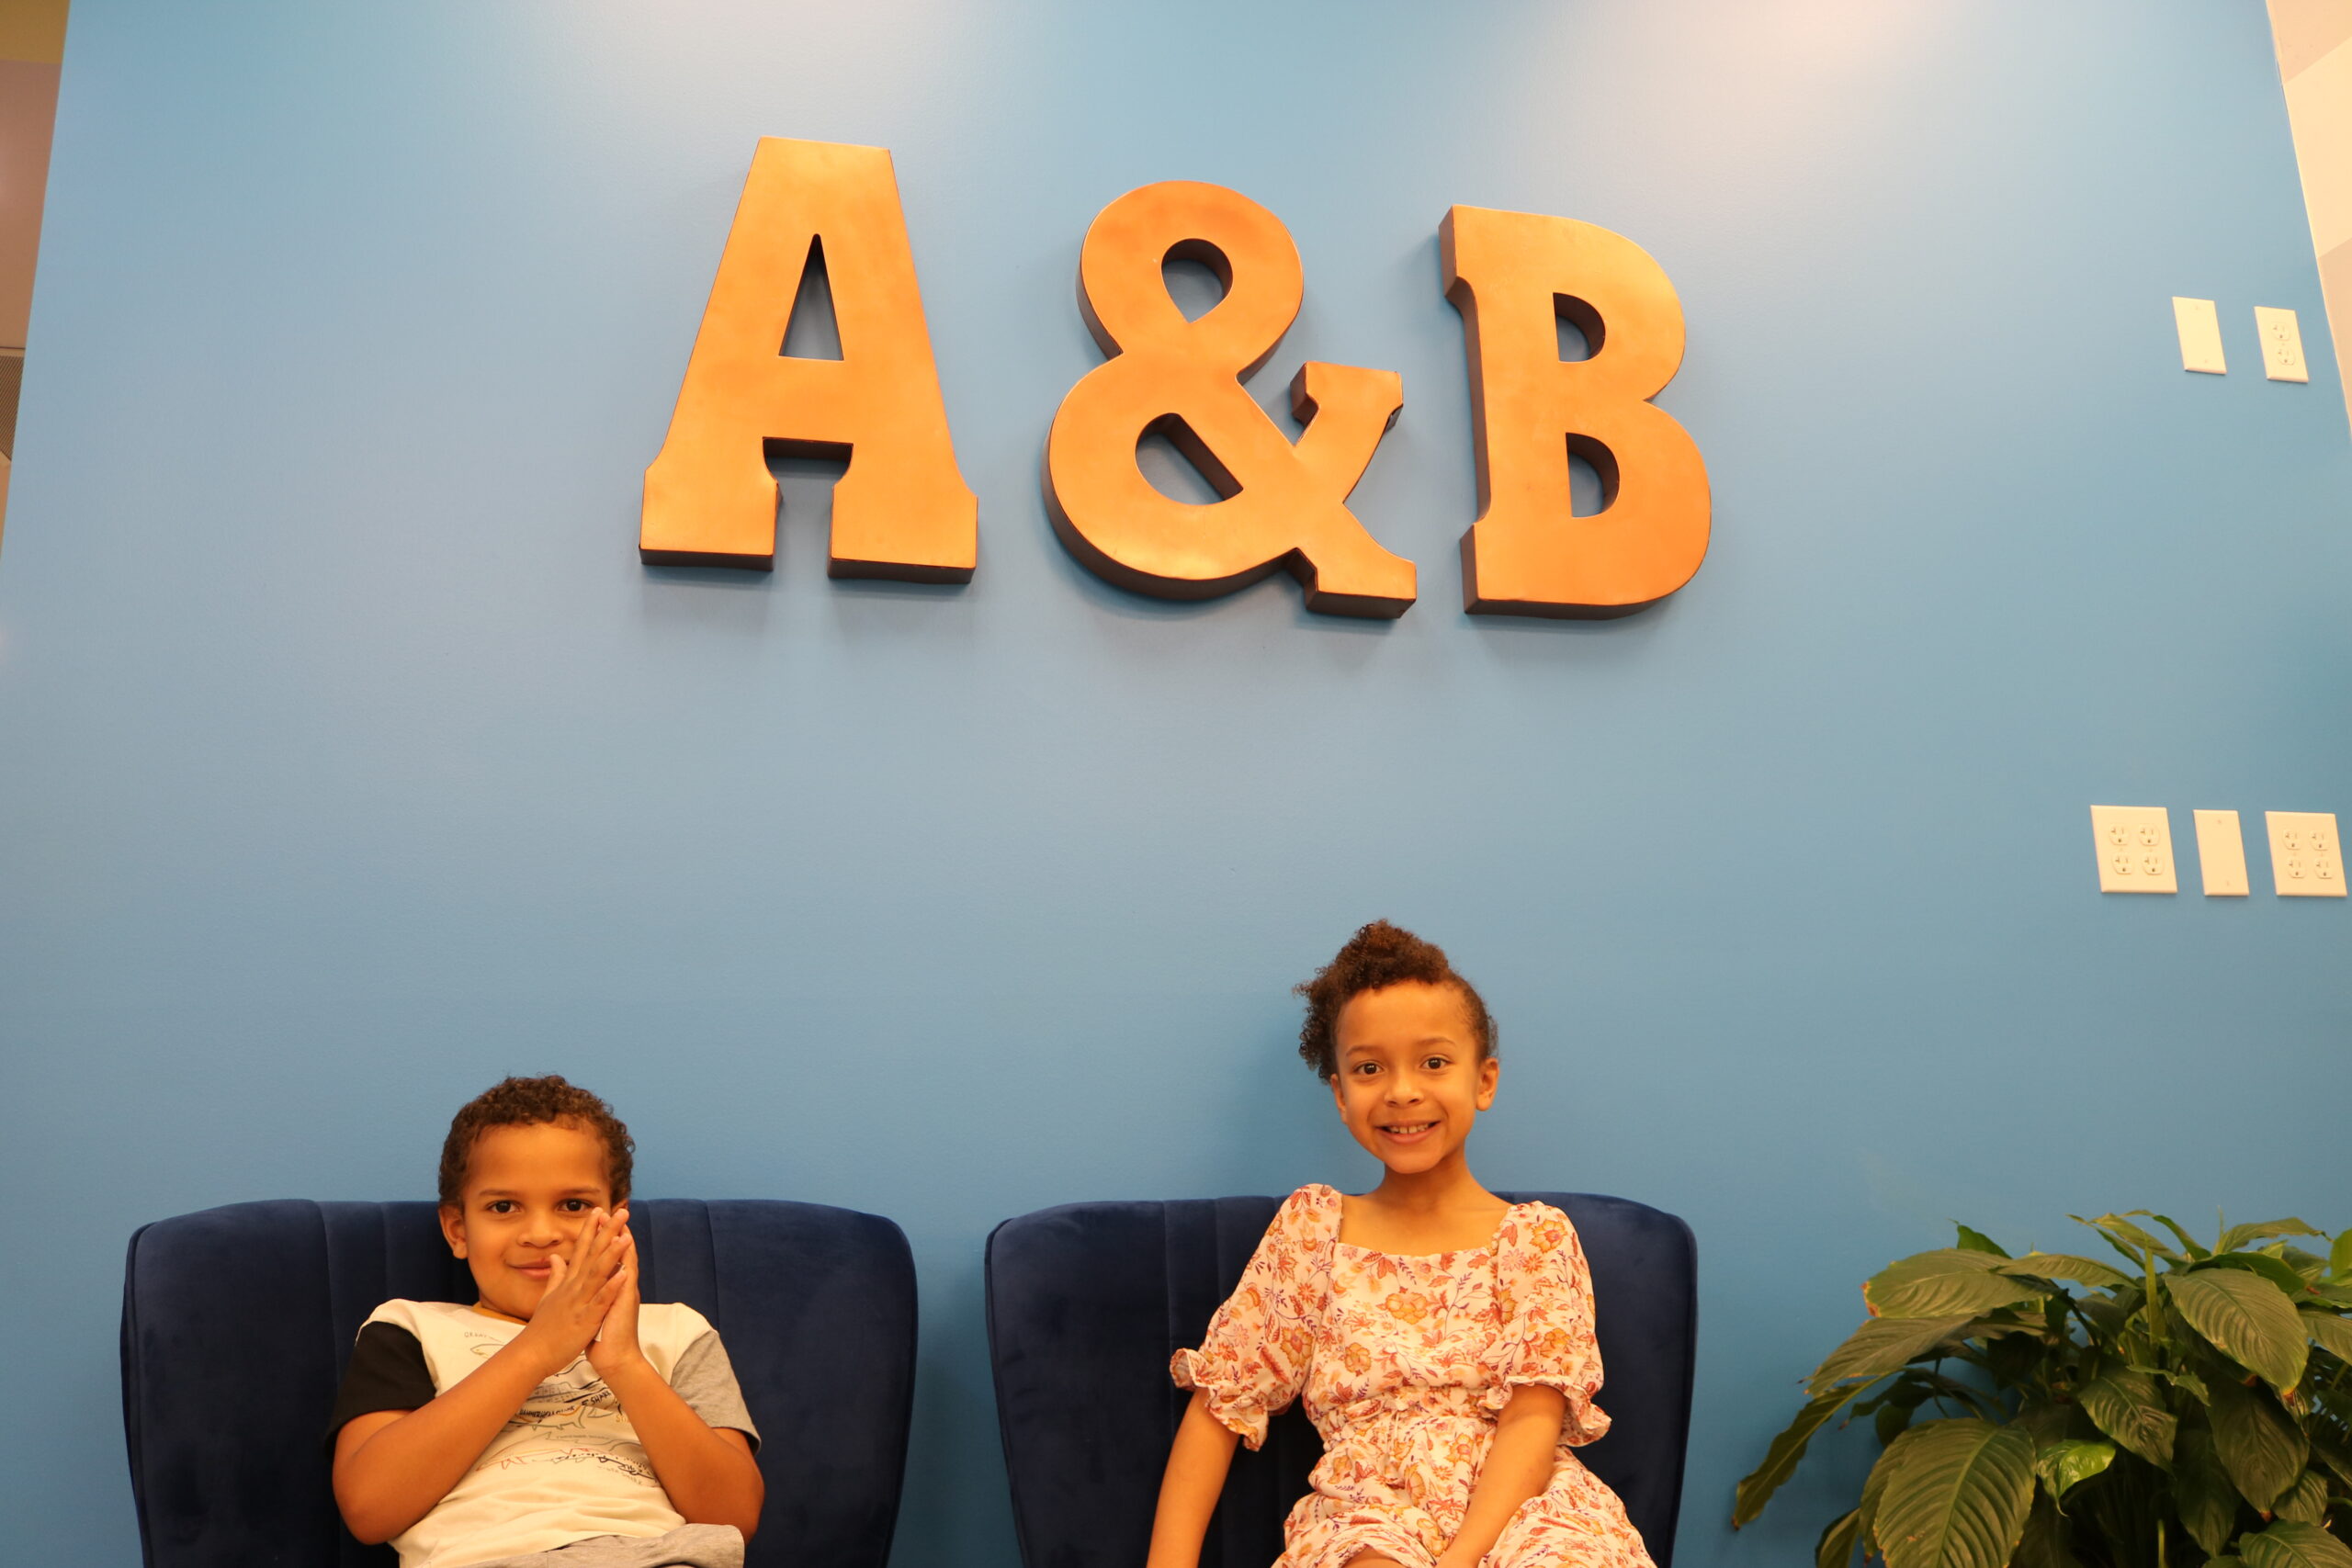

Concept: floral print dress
[[1171, 1186, 1655, 1568]]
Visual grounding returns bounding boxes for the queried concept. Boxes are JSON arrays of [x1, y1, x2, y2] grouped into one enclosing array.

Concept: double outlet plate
[[2092, 806, 2341, 897]]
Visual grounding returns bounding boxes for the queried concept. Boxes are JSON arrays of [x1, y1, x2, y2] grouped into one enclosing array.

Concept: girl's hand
[[585, 1215, 645, 1378], [518, 1207, 629, 1374]]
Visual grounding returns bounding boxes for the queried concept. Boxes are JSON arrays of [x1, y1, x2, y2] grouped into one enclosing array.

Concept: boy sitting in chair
[[329, 1077, 764, 1568]]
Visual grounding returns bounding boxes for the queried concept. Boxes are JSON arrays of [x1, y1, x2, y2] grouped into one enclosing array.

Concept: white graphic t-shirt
[[334, 1300, 759, 1568]]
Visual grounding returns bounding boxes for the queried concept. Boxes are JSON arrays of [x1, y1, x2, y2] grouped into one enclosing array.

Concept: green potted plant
[[1733, 1213, 2352, 1568]]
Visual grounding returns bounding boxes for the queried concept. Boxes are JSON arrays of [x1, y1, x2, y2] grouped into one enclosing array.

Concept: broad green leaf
[[1872, 1419, 2036, 1568], [2079, 1367, 2177, 1467], [2309, 1435, 2352, 1488], [2276, 1469, 2330, 1525], [1735, 1384, 1872, 1527], [2199, 1253, 2318, 1299], [2329, 1231, 2352, 1282], [1966, 1314, 2044, 1338], [2278, 1248, 2331, 1288], [1999, 1253, 2132, 1290], [1955, 1224, 2010, 1258], [2075, 1213, 2181, 1266], [1890, 1368, 2004, 1423], [2221, 1219, 2326, 1255], [2240, 1520, 2352, 1568], [2301, 1309, 2352, 1364], [2175, 1419, 2243, 1556], [2078, 1297, 2132, 1339], [2169, 1269, 2311, 1392], [1868, 1252, 2049, 1319], [2145, 1213, 2211, 1259], [1817, 1508, 1862, 1568], [2014, 1494, 2078, 1568], [1869, 1247, 2002, 1283], [2208, 1374, 2311, 1511], [2013, 1404, 2076, 1453], [1811, 1316, 1979, 1395], [2033, 1438, 2115, 1502], [2166, 1363, 2213, 1404], [1860, 1436, 1898, 1556]]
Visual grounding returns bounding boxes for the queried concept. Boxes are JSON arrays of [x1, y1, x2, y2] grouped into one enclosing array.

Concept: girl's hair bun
[[1295, 919, 1495, 1081]]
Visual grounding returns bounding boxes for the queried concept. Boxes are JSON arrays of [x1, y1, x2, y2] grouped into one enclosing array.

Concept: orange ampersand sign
[[1044, 182, 1416, 617]]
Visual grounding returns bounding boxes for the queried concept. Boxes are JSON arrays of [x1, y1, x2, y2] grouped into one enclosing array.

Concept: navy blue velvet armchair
[[985, 1193, 1696, 1568], [120, 1198, 917, 1568]]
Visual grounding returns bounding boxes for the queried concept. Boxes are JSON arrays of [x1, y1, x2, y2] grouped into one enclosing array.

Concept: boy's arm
[[587, 1238, 766, 1538], [1144, 1389, 1242, 1568], [596, 1361, 763, 1535], [333, 1210, 632, 1544], [333, 1337, 570, 1543]]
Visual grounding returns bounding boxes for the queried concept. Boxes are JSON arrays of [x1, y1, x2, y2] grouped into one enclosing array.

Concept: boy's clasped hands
[[516, 1204, 642, 1381]]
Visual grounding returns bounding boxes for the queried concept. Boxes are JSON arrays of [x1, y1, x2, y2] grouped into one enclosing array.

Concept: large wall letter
[[642, 139, 976, 580], [1044, 182, 1415, 617], [1442, 206, 1709, 617]]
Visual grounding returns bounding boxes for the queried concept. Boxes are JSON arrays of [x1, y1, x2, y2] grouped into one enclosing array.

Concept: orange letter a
[[642, 139, 977, 580]]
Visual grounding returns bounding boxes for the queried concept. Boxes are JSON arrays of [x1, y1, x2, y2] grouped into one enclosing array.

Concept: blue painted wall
[[3, 2, 2346, 1563]]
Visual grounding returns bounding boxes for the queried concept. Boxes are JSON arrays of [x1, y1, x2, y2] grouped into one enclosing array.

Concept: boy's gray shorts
[[458, 1523, 745, 1568]]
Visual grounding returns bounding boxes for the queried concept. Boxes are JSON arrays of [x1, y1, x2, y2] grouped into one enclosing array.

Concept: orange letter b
[[1442, 206, 1709, 617], [642, 139, 976, 580]]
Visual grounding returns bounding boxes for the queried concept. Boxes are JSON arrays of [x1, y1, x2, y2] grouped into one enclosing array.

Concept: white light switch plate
[[2192, 809, 2248, 896], [2265, 811, 2345, 896], [2255, 307, 2309, 382], [2173, 298, 2226, 374], [2092, 805, 2177, 893]]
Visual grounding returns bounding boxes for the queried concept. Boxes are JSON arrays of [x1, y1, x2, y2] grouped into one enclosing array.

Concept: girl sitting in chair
[[1151, 921, 1654, 1568]]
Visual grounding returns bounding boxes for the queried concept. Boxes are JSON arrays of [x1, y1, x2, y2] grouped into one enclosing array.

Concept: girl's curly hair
[[1295, 920, 1495, 1081], [437, 1074, 635, 1207]]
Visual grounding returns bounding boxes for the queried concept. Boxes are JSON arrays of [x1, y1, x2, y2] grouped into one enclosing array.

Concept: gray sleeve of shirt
[[672, 1329, 761, 1450]]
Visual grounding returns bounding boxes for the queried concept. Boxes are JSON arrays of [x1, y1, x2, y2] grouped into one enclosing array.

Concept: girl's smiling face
[[436, 1120, 617, 1322], [1330, 980, 1498, 1176]]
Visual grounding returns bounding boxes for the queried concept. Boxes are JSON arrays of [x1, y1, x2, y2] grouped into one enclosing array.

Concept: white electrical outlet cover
[[2265, 811, 2345, 897], [2192, 809, 2248, 896], [2254, 307, 2309, 382], [2173, 298, 2226, 374], [2091, 805, 2177, 893]]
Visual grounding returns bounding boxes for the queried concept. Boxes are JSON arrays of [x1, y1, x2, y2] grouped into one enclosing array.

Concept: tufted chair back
[[121, 1198, 917, 1568], [985, 1193, 1696, 1568]]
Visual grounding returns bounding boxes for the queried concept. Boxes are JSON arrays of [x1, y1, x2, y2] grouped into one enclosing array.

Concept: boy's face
[[437, 1120, 618, 1323]]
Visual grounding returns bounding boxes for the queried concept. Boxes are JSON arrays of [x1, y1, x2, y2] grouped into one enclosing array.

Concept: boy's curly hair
[[437, 1075, 635, 1207], [1295, 920, 1495, 1081]]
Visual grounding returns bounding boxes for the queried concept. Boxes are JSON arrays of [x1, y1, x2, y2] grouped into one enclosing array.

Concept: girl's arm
[[1145, 1389, 1244, 1568], [1435, 1384, 1567, 1568]]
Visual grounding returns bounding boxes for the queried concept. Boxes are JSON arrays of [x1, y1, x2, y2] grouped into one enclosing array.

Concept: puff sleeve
[[1484, 1203, 1612, 1444], [1170, 1188, 1326, 1450]]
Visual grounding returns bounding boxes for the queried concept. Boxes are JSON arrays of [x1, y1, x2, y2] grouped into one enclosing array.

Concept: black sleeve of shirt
[[325, 1322, 435, 1446]]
